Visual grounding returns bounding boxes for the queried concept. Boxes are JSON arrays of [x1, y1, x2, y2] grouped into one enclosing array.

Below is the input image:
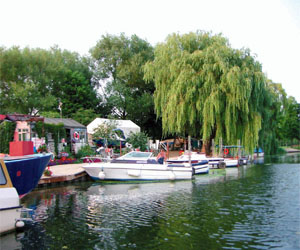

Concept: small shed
[[44, 118, 87, 153]]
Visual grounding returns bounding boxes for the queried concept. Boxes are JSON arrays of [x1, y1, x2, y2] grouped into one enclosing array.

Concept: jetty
[[38, 163, 90, 187]]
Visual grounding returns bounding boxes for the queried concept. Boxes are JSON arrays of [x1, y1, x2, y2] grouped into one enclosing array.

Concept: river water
[[1, 154, 300, 250]]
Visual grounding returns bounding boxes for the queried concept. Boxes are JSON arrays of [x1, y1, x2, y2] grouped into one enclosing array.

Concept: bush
[[76, 145, 95, 159], [126, 132, 148, 151]]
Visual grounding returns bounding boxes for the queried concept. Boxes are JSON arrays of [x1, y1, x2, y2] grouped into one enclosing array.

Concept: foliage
[[75, 145, 95, 159], [90, 34, 162, 138], [281, 97, 300, 142], [33, 121, 66, 155], [126, 131, 148, 151], [43, 167, 52, 176], [71, 108, 97, 126], [40, 111, 61, 118], [0, 121, 16, 154], [0, 47, 57, 114], [0, 46, 101, 117], [37, 144, 48, 153], [144, 31, 267, 154], [92, 120, 117, 142]]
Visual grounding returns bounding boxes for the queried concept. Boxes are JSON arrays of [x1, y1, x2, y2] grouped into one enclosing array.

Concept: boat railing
[[82, 156, 112, 163]]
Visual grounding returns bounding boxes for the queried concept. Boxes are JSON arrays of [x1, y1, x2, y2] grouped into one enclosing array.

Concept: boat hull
[[4, 153, 52, 197], [83, 163, 193, 181], [224, 159, 239, 167], [0, 187, 21, 235], [193, 164, 210, 174]]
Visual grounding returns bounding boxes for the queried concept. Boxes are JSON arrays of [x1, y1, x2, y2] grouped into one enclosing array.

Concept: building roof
[[1, 114, 44, 122], [44, 118, 86, 129]]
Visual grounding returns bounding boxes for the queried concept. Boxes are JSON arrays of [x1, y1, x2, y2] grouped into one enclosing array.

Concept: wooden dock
[[38, 163, 91, 187]]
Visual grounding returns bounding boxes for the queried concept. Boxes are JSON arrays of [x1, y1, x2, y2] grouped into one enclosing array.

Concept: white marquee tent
[[87, 118, 140, 138]]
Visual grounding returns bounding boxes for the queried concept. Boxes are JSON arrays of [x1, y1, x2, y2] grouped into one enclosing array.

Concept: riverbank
[[284, 147, 300, 153]]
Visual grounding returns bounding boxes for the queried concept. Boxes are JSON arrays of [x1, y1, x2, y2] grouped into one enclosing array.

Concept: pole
[[120, 140, 122, 156], [220, 137, 223, 158], [188, 135, 191, 167], [167, 142, 169, 159], [238, 139, 241, 159]]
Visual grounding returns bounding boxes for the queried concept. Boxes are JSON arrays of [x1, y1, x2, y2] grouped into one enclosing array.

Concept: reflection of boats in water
[[86, 181, 193, 199], [194, 165, 251, 184]]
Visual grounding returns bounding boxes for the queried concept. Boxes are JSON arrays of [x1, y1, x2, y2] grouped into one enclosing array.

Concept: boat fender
[[16, 220, 25, 229], [127, 170, 141, 177], [169, 172, 176, 180], [98, 171, 105, 180]]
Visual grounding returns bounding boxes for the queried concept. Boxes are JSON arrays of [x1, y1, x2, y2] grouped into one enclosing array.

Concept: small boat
[[0, 159, 24, 234], [2, 153, 52, 197], [83, 151, 193, 181], [167, 152, 239, 168], [167, 154, 209, 174]]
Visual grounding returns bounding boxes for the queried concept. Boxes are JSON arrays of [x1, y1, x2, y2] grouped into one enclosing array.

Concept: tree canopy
[[0, 46, 101, 117], [90, 34, 162, 139], [144, 31, 267, 154]]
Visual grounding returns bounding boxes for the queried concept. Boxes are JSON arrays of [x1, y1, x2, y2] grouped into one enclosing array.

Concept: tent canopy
[[87, 118, 140, 138]]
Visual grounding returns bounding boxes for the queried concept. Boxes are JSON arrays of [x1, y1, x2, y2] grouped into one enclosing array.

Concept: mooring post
[[220, 137, 223, 158], [238, 139, 241, 159], [188, 135, 191, 167]]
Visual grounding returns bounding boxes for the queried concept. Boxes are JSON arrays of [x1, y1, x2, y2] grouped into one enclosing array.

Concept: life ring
[[224, 148, 229, 155], [73, 131, 80, 140]]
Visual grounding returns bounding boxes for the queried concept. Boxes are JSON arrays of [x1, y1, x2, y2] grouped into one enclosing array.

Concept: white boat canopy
[[87, 118, 140, 138]]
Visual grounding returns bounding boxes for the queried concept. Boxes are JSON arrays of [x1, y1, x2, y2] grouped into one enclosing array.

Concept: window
[[0, 165, 7, 185]]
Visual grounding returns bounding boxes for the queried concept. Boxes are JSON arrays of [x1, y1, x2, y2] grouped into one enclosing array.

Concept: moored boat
[[2, 153, 52, 197], [167, 152, 239, 168], [0, 159, 24, 235], [83, 151, 193, 181]]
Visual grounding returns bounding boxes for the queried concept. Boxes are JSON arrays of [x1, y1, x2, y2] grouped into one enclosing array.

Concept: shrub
[[76, 145, 95, 159], [126, 132, 148, 151]]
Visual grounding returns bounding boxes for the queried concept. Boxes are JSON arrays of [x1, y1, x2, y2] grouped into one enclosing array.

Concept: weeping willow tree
[[144, 31, 267, 154]]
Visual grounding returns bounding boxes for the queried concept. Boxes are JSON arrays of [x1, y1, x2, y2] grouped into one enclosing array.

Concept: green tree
[[48, 47, 101, 117], [0, 46, 101, 117], [258, 81, 283, 155], [92, 120, 117, 147], [126, 131, 148, 151], [144, 31, 267, 154], [282, 97, 300, 143], [90, 34, 162, 139], [0, 46, 56, 114], [71, 108, 97, 126]]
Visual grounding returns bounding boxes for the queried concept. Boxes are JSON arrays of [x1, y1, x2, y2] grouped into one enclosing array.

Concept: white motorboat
[[0, 159, 24, 235], [167, 152, 239, 168], [82, 151, 193, 181]]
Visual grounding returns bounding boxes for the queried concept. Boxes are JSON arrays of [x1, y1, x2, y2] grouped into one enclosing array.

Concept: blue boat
[[3, 153, 52, 198]]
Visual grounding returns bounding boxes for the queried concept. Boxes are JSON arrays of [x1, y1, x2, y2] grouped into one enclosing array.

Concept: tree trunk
[[203, 129, 216, 156], [204, 140, 212, 156]]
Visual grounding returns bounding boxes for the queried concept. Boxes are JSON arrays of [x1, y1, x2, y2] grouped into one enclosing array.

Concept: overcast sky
[[1, 0, 299, 102]]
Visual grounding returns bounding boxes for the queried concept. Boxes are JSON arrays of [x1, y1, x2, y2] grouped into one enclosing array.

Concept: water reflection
[[1, 160, 299, 250]]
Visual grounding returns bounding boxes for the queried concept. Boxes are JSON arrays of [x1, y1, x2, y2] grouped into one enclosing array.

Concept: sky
[[1, 0, 299, 102]]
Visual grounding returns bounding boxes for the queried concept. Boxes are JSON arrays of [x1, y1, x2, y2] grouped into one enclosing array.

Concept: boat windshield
[[120, 151, 152, 159], [0, 164, 7, 185]]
